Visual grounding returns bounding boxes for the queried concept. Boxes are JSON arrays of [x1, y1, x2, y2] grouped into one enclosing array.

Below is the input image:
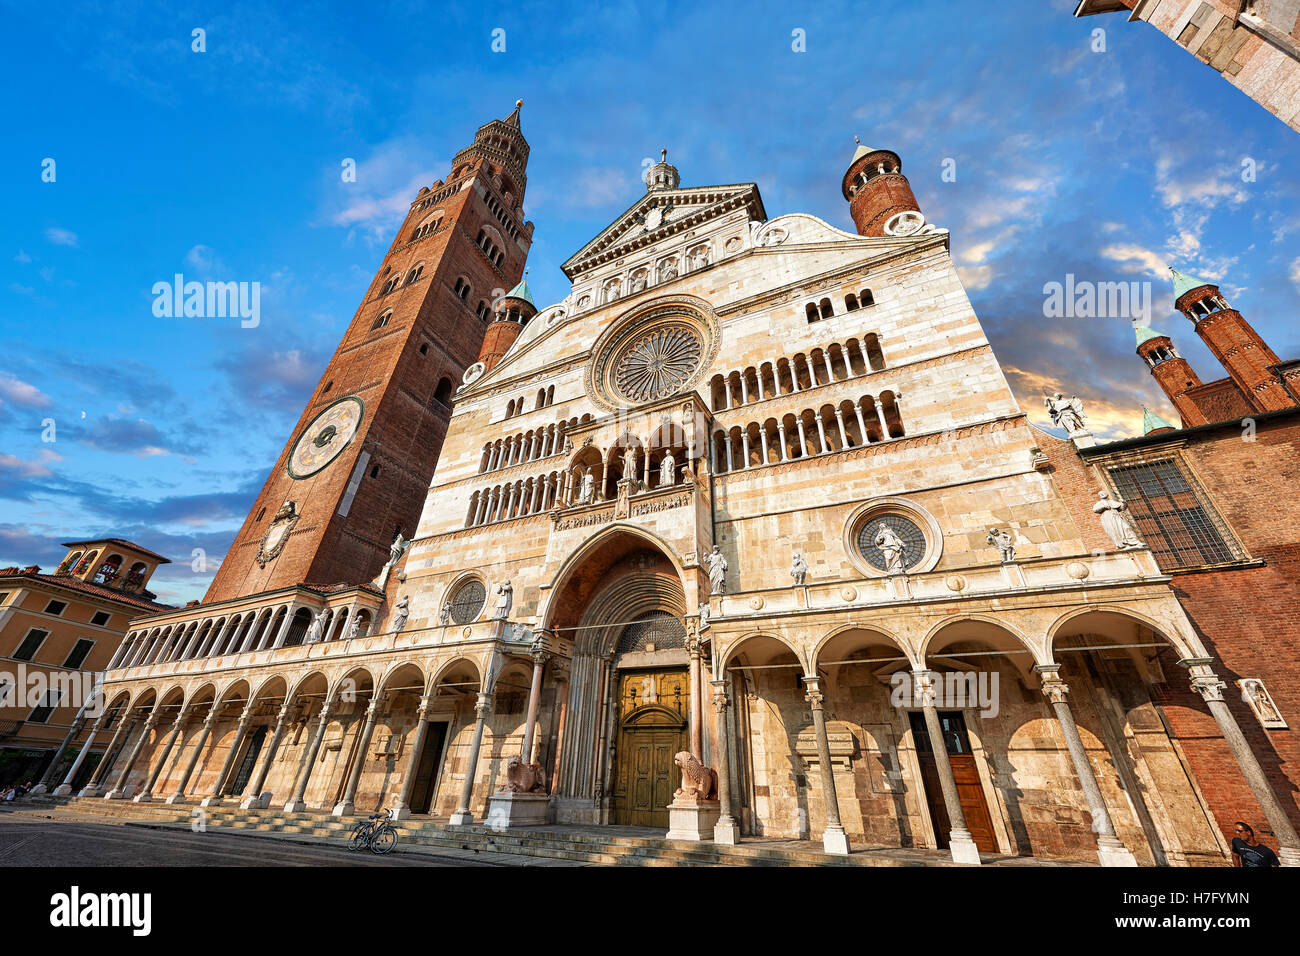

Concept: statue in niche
[[1094, 491, 1143, 550], [790, 552, 808, 586], [577, 468, 595, 504], [623, 446, 638, 482], [986, 527, 1016, 563], [707, 546, 728, 595], [439, 601, 452, 626], [305, 609, 327, 644], [391, 596, 410, 633], [345, 615, 361, 641], [492, 580, 514, 620], [658, 259, 678, 282], [690, 247, 709, 271], [660, 451, 676, 487], [1044, 392, 1087, 435], [875, 525, 907, 573], [631, 272, 647, 293]]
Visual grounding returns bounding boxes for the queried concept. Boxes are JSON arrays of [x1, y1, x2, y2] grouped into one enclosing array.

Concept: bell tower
[[1171, 268, 1293, 414], [1135, 324, 1208, 427], [205, 102, 534, 602], [842, 138, 924, 238]]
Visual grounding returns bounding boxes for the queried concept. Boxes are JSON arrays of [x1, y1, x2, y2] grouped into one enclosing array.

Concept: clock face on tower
[[287, 396, 365, 479]]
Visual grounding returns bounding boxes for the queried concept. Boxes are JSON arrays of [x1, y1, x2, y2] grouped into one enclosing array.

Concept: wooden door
[[409, 722, 449, 815], [613, 669, 688, 828], [909, 711, 997, 853]]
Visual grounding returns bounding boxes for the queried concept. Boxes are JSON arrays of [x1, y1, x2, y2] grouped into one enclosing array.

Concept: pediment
[[562, 183, 765, 280]]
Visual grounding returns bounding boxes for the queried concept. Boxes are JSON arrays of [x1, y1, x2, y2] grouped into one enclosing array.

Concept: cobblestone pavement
[[0, 815, 545, 867]]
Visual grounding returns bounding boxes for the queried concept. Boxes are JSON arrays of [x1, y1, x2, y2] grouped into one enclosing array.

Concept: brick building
[[0, 538, 171, 790], [1037, 267, 1300, 861], [1075, 1, 1300, 134]]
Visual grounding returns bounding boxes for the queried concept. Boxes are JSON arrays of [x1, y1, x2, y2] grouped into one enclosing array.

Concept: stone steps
[[13, 795, 1076, 866]]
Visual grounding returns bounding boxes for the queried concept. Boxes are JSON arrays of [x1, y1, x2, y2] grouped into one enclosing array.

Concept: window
[[476, 300, 492, 321], [63, 638, 95, 669], [369, 465, 381, 479], [322, 380, 333, 394], [454, 277, 472, 302], [434, 377, 454, 407], [419, 343, 429, 356], [1106, 459, 1240, 570], [372, 309, 392, 330], [44, 600, 68, 616], [856, 514, 926, 572], [405, 263, 424, 285], [255, 507, 266, 523], [448, 579, 487, 624], [28, 690, 62, 724], [13, 628, 49, 661], [90, 611, 111, 627], [381, 274, 400, 295]]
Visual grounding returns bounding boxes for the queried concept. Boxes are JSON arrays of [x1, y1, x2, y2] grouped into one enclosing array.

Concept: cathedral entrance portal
[[613, 668, 688, 827]]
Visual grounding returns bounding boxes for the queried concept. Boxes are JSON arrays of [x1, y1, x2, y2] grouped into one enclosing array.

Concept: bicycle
[[347, 808, 399, 855]]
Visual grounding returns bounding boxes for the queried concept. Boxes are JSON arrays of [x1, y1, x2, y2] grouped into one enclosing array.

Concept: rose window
[[611, 323, 703, 404], [856, 514, 926, 572]]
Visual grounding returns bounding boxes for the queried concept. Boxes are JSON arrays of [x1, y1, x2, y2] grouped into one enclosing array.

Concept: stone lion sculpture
[[502, 756, 547, 794], [672, 751, 718, 801]]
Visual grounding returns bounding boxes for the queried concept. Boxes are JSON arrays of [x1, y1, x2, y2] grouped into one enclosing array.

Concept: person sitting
[[1231, 822, 1280, 868]]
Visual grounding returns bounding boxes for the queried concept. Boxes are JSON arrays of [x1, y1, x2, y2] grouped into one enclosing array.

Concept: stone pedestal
[[283, 799, 308, 812], [330, 800, 356, 817], [665, 798, 720, 841], [947, 831, 982, 865], [199, 795, 225, 807], [163, 793, 189, 805], [1282, 847, 1300, 868], [822, 825, 850, 856], [713, 817, 740, 845], [239, 792, 270, 810], [1097, 837, 1139, 867], [53, 784, 75, 797], [486, 792, 552, 829], [448, 809, 475, 826]]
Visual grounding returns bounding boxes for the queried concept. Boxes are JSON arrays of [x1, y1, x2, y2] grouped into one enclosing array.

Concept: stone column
[[241, 703, 291, 810], [202, 702, 255, 806], [106, 634, 135, 669], [833, 407, 850, 448], [333, 694, 383, 816], [270, 605, 296, 649], [914, 669, 981, 864], [823, 351, 835, 382], [166, 708, 218, 804], [104, 711, 155, 799], [1034, 665, 1137, 866], [796, 419, 809, 458], [741, 432, 751, 469], [687, 634, 704, 759], [710, 680, 740, 845], [521, 647, 548, 763], [32, 690, 98, 793], [1182, 659, 1300, 866], [723, 434, 734, 472], [54, 709, 109, 796], [134, 706, 190, 802], [84, 713, 137, 797], [803, 677, 849, 855], [285, 698, 334, 812], [449, 692, 494, 825], [393, 694, 433, 820], [777, 422, 789, 462], [814, 414, 828, 453], [853, 403, 869, 443]]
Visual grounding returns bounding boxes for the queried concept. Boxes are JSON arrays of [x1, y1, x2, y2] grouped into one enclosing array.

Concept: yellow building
[[0, 538, 171, 791]]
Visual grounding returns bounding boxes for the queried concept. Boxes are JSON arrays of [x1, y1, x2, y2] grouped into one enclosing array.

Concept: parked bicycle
[[347, 808, 399, 854]]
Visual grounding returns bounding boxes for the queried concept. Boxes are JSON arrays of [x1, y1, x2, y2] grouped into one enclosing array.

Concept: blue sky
[[3, 0, 1298, 605]]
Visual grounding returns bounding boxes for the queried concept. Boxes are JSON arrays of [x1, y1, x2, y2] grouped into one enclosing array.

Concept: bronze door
[[409, 722, 449, 815], [613, 669, 688, 827]]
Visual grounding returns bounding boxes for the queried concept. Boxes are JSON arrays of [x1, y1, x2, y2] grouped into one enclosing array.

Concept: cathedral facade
[[76, 106, 1298, 866]]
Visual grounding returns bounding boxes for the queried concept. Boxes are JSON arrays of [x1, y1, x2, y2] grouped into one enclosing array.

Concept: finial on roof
[[661, 148, 667, 163], [516, 99, 523, 108]]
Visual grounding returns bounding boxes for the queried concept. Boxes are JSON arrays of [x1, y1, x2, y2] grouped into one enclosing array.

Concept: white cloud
[[0, 373, 53, 408], [44, 227, 78, 247], [0, 449, 62, 478], [1099, 243, 1167, 277], [13, 249, 31, 263]]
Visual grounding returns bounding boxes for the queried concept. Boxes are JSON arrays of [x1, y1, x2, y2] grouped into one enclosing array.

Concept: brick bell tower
[[205, 101, 534, 602], [476, 274, 537, 373], [1135, 324, 1208, 427], [1170, 268, 1294, 413], [842, 137, 924, 238]]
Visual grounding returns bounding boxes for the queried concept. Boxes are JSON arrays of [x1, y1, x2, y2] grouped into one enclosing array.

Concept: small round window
[[448, 579, 487, 624], [856, 514, 926, 573]]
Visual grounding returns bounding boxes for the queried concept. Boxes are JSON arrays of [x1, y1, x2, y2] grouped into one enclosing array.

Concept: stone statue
[[986, 527, 1016, 563], [1094, 491, 1143, 550], [690, 247, 709, 270], [875, 525, 907, 573], [492, 580, 514, 620], [660, 451, 676, 487], [707, 545, 728, 595], [387, 531, 408, 566], [790, 552, 808, 586], [438, 601, 452, 625], [631, 272, 647, 293], [672, 752, 718, 801], [391, 596, 410, 633], [345, 615, 361, 641], [1045, 392, 1087, 435], [659, 259, 678, 282], [500, 755, 547, 794], [623, 446, 638, 481], [697, 602, 711, 630], [305, 609, 327, 644], [577, 469, 595, 504]]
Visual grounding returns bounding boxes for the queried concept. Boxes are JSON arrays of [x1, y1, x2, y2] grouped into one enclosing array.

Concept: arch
[[378, 660, 426, 697], [329, 666, 377, 702], [1045, 605, 1204, 665], [429, 655, 484, 694], [434, 377, 454, 406], [719, 631, 806, 673], [810, 621, 916, 672], [286, 670, 331, 707]]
